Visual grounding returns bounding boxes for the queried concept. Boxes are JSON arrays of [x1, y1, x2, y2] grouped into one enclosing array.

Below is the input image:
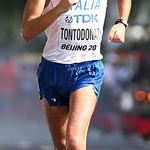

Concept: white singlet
[[42, 0, 107, 64]]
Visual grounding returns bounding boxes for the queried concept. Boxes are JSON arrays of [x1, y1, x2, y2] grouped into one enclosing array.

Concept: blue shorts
[[36, 57, 104, 106]]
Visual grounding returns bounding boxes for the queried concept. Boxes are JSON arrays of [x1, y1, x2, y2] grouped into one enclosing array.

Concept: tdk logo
[[65, 14, 99, 23], [74, 14, 98, 23]]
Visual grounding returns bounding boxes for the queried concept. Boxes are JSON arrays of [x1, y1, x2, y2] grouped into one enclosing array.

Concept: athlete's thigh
[[67, 86, 97, 141], [41, 98, 69, 145]]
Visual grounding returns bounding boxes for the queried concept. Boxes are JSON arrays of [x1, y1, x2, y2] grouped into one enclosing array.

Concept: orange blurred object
[[148, 92, 150, 102], [134, 90, 146, 101]]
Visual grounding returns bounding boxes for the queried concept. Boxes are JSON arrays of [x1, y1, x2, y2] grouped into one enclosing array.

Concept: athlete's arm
[[21, 0, 76, 41], [108, 0, 132, 43]]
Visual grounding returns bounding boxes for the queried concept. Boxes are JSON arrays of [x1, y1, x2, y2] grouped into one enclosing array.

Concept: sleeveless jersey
[[42, 0, 107, 64]]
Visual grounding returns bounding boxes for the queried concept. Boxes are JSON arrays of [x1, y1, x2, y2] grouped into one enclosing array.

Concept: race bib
[[59, 0, 107, 52]]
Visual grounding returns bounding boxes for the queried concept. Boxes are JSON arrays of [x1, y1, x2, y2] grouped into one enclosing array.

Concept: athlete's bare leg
[[41, 98, 69, 150], [41, 86, 97, 150], [66, 86, 97, 150]]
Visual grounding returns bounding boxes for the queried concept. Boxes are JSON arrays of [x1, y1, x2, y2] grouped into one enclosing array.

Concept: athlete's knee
[[54, 139, 67, 150], [66, 136, 85, 150]]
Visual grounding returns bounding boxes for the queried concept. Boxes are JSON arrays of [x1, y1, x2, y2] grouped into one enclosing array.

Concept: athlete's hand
[[108, 23, 126, 43], [57, 0, 77, 14]]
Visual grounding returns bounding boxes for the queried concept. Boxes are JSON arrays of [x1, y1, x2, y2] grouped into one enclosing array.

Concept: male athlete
[[21, 0, 132, 149]]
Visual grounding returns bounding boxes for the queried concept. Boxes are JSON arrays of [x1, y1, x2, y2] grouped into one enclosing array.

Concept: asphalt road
[[0, 119, 150, 150], [0, 147, 149, 150]]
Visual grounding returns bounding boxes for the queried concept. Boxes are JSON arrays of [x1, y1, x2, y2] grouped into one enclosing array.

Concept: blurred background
[[0, 0, 150, 150]]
